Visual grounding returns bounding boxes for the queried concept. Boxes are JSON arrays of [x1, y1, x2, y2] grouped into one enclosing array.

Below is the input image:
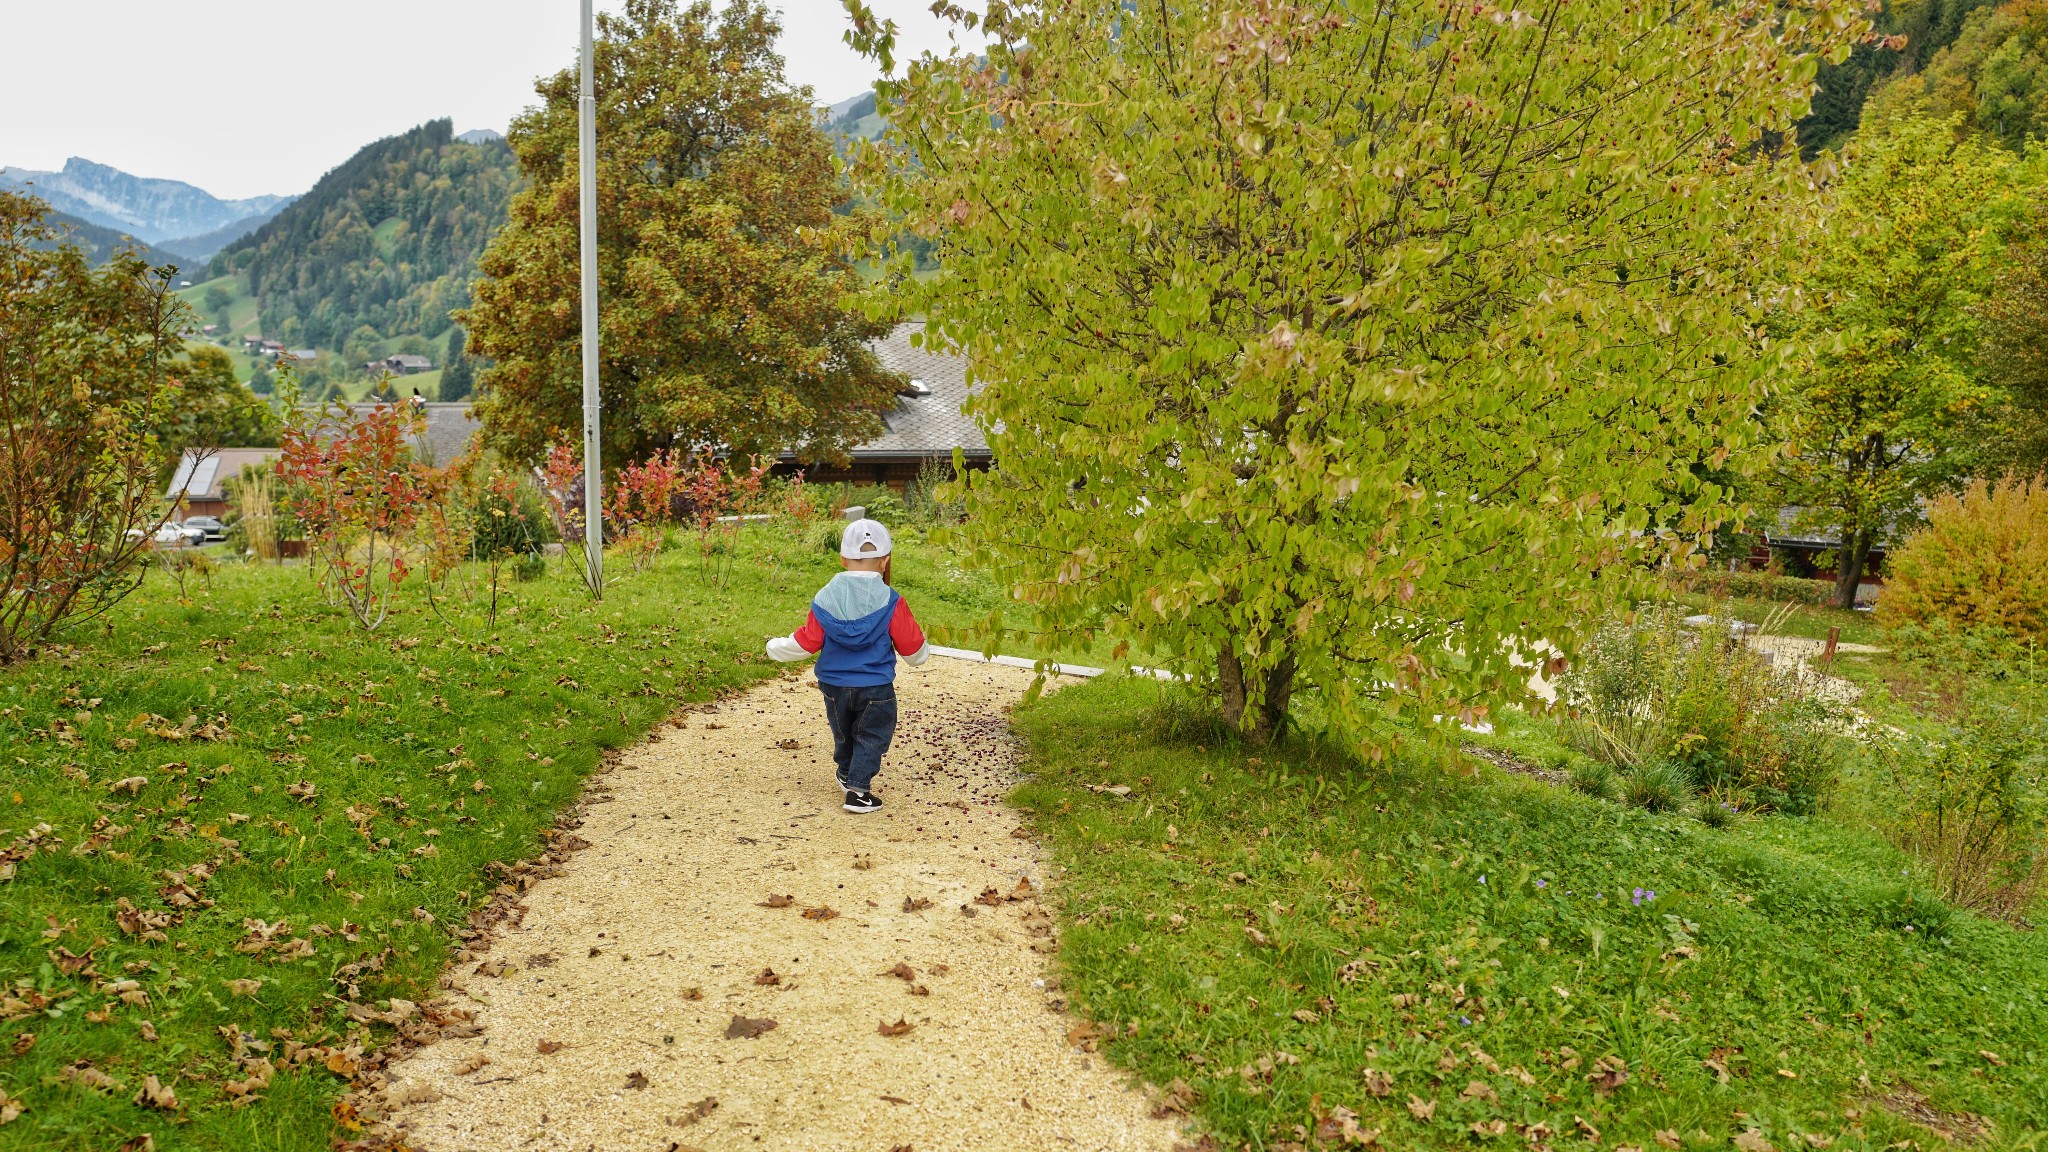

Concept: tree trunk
[[1217, 646, 1295, 746], [1831, 528, 1872, 610]]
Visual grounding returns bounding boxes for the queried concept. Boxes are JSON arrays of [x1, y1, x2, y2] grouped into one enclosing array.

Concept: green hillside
[[211, 118, 519, 363]]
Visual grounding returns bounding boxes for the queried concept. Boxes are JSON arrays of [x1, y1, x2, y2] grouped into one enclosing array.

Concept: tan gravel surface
[[385, 658, 1186, 1152]]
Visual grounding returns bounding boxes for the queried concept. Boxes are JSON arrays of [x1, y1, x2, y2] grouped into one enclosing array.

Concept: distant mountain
[[159, 204, 293, 262], [31, 209, 188, 269], [455, 128, 505, 145], [0, 158, 293, 244], [215, 118, 521, 352], [822, 90, 887, 147]]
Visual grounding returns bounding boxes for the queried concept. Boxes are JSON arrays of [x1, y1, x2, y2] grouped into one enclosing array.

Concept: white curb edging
[[926, 645, 1180, 681]]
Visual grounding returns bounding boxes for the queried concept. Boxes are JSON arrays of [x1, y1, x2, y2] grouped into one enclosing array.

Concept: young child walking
[[765, 518, 929, 813]]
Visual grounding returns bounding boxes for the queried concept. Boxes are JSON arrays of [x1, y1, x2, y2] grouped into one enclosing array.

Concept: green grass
[[0, 521, 1013, 1150], [1010, 676, 2048, 1152]]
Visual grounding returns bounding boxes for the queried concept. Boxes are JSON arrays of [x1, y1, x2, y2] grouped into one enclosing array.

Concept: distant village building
[[779, 322, 989, 491], [366, 354, 434, 376], [165, 447, 282, 520], [287, 348, 318, 363]]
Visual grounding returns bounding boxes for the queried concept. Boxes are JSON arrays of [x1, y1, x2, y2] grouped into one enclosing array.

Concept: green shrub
[[1871, 704, 2048, 921], [1882, 477, 2048, 643], [1676, 568, 1833, 605], [1558, 606, 1846, 814], [1886, 617, 2048, 685]]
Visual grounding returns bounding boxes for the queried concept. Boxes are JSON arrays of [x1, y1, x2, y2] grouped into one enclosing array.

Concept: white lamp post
[[578, 0, 604, 596]]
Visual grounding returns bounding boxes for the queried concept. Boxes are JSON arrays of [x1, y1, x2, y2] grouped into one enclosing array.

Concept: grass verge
[[1012, 676, 2047, 1152], [0, 522, 1004, 1151]]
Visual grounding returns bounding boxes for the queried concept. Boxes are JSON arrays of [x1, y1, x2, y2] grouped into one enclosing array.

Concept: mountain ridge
[[0, 157, 292, 244]]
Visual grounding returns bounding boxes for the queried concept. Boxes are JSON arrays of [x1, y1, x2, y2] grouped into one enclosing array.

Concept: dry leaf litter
[[384, 658, 1184, 1151]]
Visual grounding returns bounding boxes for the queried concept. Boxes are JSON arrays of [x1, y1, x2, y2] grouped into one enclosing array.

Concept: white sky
[[0, 0, 977, 201]]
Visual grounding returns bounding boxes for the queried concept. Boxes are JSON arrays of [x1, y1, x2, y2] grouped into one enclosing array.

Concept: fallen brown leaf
[[910, 984, 929, 996], [1655, 1131, 1681, 1150], [63, 1061, 120, 1092], [902, 896, 933, 912], [801, 906, 839, 921], [878, 1017, 915, 1037], [974, 887, 1005, 906], [681, 986, 704, 1001], [131, 1074, 177, 1111], [453, 1053, 490, 1076], [222, 978, 262, 997], [754, 967, 781, 986], [880, 1094, 911, 1105], [724, 1015, 777, 1040], [1361, 1067, 1393, 1097], [114, 1136, 152, 1152], [0, 1087, 19, 1126], [667, 1096, 719, 1126], [852, 853, 873, 870], [1733, 1130, 1775, 1152], [9, 1033, 30, 1056], [1470, 1119, 1509, 1139], [626, 1070, 650, 1090], [537, 1039, 567, 1054], [758, 894, 794, 909], [1406, 1095, 1436, 1121], [886, 963, 916, 982]]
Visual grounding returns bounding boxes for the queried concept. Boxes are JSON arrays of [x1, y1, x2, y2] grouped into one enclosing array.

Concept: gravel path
[[382, 659, 1186, 1152]]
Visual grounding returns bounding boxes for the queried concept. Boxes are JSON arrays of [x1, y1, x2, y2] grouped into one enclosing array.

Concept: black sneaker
[[835, 768, 852, 791], [843, 789, 882, 814]]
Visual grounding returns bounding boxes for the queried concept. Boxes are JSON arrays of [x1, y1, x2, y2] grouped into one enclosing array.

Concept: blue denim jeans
[[818, 682, 897, 791]]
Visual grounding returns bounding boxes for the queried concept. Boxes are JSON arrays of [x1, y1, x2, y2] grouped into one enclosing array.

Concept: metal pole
[[577, 0, 604, 596]]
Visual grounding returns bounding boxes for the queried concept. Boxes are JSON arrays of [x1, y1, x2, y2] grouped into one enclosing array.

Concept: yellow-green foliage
[[1882, 477, 2048, 640]]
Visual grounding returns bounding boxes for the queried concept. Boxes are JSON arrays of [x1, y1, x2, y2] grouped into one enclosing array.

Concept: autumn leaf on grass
[[901, 896, 933, 912], [1460, 1079, 1499, 1104], [626, 1070, 650, 1090], [108, 776, 148, 796], [801, 906, 839, 921], [63, 1061, 120, 1092], [1470, 1119, 1509, 1139], [754, 967, 781, 986], [223, 978, 263, 997], [1406, 1096, 1436, 1121], [1733, 1130, 1775, 1152], [1243, 926, 1272, 947], [0, 1087, 21, 1125], [113, 1137, 152, 1152], [1574, 1117, 1601, 1142], [757, 894, 794, 908], [1655, 1131, 1682, 1149], [1361, 1067, 1393, 1097], [132, 1075, 178, 1111], [724, 1015, 778, 1039], [1585, 1055, 1629, 1096], [878, 1017, 916, 1037], [537, 1039, 568, 1054]]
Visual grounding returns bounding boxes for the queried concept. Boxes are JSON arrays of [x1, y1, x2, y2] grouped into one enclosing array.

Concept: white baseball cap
[[840, 518, 893, 559]]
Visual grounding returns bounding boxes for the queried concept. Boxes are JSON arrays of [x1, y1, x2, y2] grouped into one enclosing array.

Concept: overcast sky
[[0, 0, 977, 201]]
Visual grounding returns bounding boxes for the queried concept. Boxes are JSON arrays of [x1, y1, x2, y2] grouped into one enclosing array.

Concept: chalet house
[[287, 349, 318, 363], [165, 447, 282, 519], [782, 322, 990, 490], [346, 401, 478, 466]]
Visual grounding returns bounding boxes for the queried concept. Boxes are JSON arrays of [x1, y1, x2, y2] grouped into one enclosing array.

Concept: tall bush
[[846, 0, 1865, 743], [1873, 705, 2048, 919], [0, 191, 185, 662], [276, 402, 436, 631], [1881, 476, 2048, 643]]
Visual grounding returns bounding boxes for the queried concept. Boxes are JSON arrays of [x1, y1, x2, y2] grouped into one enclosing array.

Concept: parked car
[[152, 523, 204, 546], [181, 516, 226, 542]]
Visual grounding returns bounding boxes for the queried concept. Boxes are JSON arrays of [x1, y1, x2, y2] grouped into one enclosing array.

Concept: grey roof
[[851, 322, 987, 460], [1765, 505, 1901, 552], [347, 402, 479, 467]]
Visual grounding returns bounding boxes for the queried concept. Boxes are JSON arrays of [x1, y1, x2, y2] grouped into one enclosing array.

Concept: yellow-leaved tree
[[845, 0, 1865, 744]]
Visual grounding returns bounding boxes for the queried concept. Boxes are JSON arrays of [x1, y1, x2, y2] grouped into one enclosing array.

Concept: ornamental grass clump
[[1557, 606, 1845, 814]]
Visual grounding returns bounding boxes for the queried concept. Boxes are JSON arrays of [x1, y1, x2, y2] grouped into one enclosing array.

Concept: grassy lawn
[[0, 522, 1009, 1151], [1012, 676, 2047, 1152], [1664, 593, 1884, 649]]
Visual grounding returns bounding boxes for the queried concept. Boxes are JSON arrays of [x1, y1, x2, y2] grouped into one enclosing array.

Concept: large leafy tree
[[160, 344, 278, 456], [467, 0, 900, 468], [1978, 199, 2048, 472], [1776, 117, 2022, 608], [846, 0, 1863, 743]]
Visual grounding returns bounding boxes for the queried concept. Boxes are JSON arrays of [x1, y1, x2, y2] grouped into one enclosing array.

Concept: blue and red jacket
[[767, 571, 928, 686]]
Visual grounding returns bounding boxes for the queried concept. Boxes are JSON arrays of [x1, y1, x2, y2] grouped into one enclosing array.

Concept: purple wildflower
[[1631, 887, 1657, 906], [1535, 879, 1547, 889]]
